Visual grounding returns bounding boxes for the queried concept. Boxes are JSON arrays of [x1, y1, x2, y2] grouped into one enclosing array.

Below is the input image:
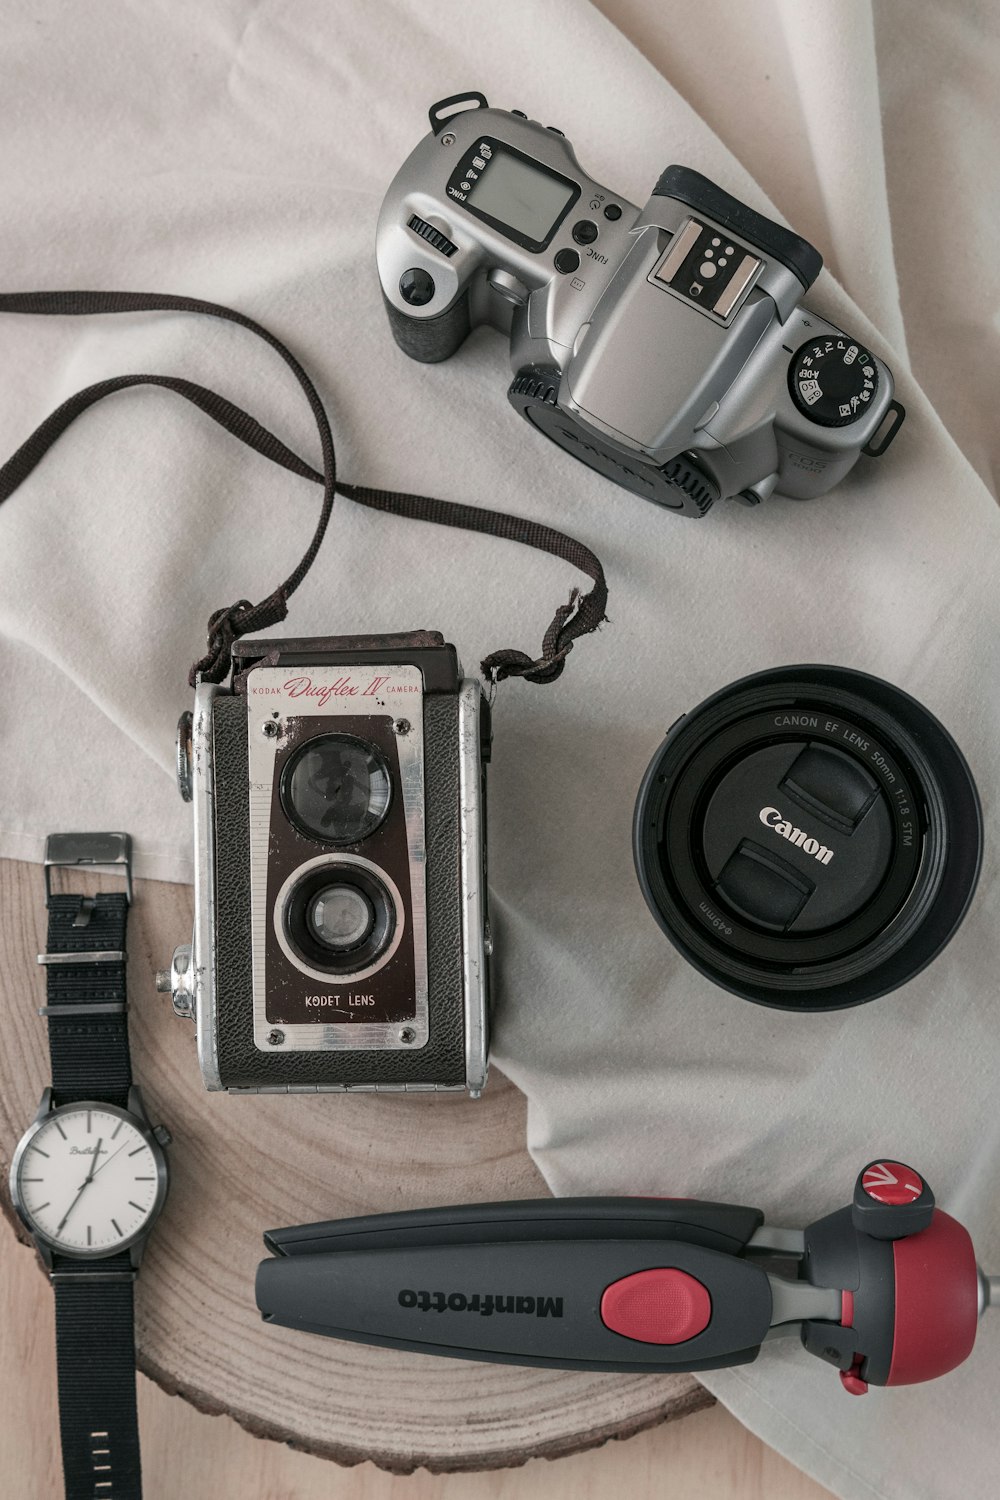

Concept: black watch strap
[[38, 834, 143, 1500], [42, 891, 132, 1108], [39, 833, 134, 1108], [53, 1259, 141, 1500]]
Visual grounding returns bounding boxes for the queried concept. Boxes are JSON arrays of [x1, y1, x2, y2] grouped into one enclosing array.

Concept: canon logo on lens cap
[[633, 666, 982, 1012], [758, 807, 834, 865]]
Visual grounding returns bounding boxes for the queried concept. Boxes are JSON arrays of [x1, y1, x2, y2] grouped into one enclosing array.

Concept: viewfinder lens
[[281, 734, 391, 845]]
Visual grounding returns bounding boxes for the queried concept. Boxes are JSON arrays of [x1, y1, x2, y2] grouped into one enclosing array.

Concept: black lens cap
[[633, 666, 982, 1011]]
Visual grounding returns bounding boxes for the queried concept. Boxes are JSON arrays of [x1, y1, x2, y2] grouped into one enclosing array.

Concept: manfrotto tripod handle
[[257, 1166, 998, 1390], [257, 1195, 774, 1373]]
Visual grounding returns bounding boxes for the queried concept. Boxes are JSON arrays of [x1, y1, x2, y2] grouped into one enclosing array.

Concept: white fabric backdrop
[[1, 4, 998, 1496]]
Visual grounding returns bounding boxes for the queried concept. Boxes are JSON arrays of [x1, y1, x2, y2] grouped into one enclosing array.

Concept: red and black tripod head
[[801, 1161, 990, 1393]]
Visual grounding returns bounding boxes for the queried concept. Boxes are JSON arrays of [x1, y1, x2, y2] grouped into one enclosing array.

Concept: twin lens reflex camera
[[162, 634, 492, 1095], [377, 92, 905, 516]]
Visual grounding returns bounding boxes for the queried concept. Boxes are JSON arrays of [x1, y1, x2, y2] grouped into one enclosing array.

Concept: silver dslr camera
[[377, 92, 905, 515], [163, 633, 491, 1095]]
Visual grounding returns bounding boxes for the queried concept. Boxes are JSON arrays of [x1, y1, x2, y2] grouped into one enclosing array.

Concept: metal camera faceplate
[[246, 664, 429, 1056], [190, 680, 222, 1089]]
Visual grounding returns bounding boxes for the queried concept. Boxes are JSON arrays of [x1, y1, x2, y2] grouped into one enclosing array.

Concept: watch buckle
[[43, 833, 134, 907]]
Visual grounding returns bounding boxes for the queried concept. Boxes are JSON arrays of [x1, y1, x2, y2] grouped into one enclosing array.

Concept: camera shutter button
[[399, 268, 436, 306]]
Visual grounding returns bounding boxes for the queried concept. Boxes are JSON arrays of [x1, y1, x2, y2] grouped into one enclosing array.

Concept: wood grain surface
[[0, 857, 713, 1474], [0, 1223, 834, 1499]]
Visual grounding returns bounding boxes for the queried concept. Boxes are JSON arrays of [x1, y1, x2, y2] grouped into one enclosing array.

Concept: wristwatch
[[9, 833, 170, 1500]]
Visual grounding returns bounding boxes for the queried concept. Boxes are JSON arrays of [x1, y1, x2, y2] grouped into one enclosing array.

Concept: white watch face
[[14, 1106, 163, 1255]]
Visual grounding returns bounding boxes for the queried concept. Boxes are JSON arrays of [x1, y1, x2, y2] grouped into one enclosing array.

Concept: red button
[[862, 1162, 924, 1206], [840, 1365, 869, 1396], [600, 1268, 712, 1345]]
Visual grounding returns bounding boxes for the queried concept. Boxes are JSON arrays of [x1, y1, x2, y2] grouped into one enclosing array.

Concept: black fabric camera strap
[[0, 290, 607, 688]]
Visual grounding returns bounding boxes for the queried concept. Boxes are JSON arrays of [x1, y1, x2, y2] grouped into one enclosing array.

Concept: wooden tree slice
[[0, 858, 710, 1472]]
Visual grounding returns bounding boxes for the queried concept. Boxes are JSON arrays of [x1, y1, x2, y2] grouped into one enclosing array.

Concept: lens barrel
[[633, 666, 982, 1010], [283, 864, 396, 976]]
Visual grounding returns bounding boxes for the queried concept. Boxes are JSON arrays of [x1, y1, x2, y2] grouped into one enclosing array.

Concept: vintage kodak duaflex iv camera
[[165, 633, 491, 1094], [377, 93, 905, 515]]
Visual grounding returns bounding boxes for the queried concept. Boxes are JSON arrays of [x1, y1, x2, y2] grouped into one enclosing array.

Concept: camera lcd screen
[[465, 150, 575, 245]]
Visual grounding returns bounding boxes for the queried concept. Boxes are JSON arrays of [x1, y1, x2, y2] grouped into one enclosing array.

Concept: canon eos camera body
[[164, 633, 491, 1095], [377, 92, 905, 516]]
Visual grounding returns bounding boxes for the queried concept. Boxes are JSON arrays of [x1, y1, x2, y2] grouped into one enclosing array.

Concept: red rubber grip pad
[[887, 1210, 979, 1385], [600, 1268, 712, 1345]]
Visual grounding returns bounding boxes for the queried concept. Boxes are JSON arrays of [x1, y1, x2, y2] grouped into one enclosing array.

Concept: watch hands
[[54, 1137, 103, 1235], [83, 1139, 102, 1188], [89, 1139, 132, 1180]]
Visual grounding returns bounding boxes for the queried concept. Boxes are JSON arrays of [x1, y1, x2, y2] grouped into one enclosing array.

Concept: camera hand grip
[[382, 290, 471, 364]]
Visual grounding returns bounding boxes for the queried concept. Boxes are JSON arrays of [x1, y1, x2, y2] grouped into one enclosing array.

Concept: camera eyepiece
[[633, 666, 982, 1011]]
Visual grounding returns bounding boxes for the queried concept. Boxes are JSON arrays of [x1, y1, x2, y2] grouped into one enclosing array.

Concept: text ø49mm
[[633, 666, 982, 1011]]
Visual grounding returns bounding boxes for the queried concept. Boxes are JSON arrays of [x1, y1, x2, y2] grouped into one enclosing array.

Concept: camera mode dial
[[789, 337, 879, 427]]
